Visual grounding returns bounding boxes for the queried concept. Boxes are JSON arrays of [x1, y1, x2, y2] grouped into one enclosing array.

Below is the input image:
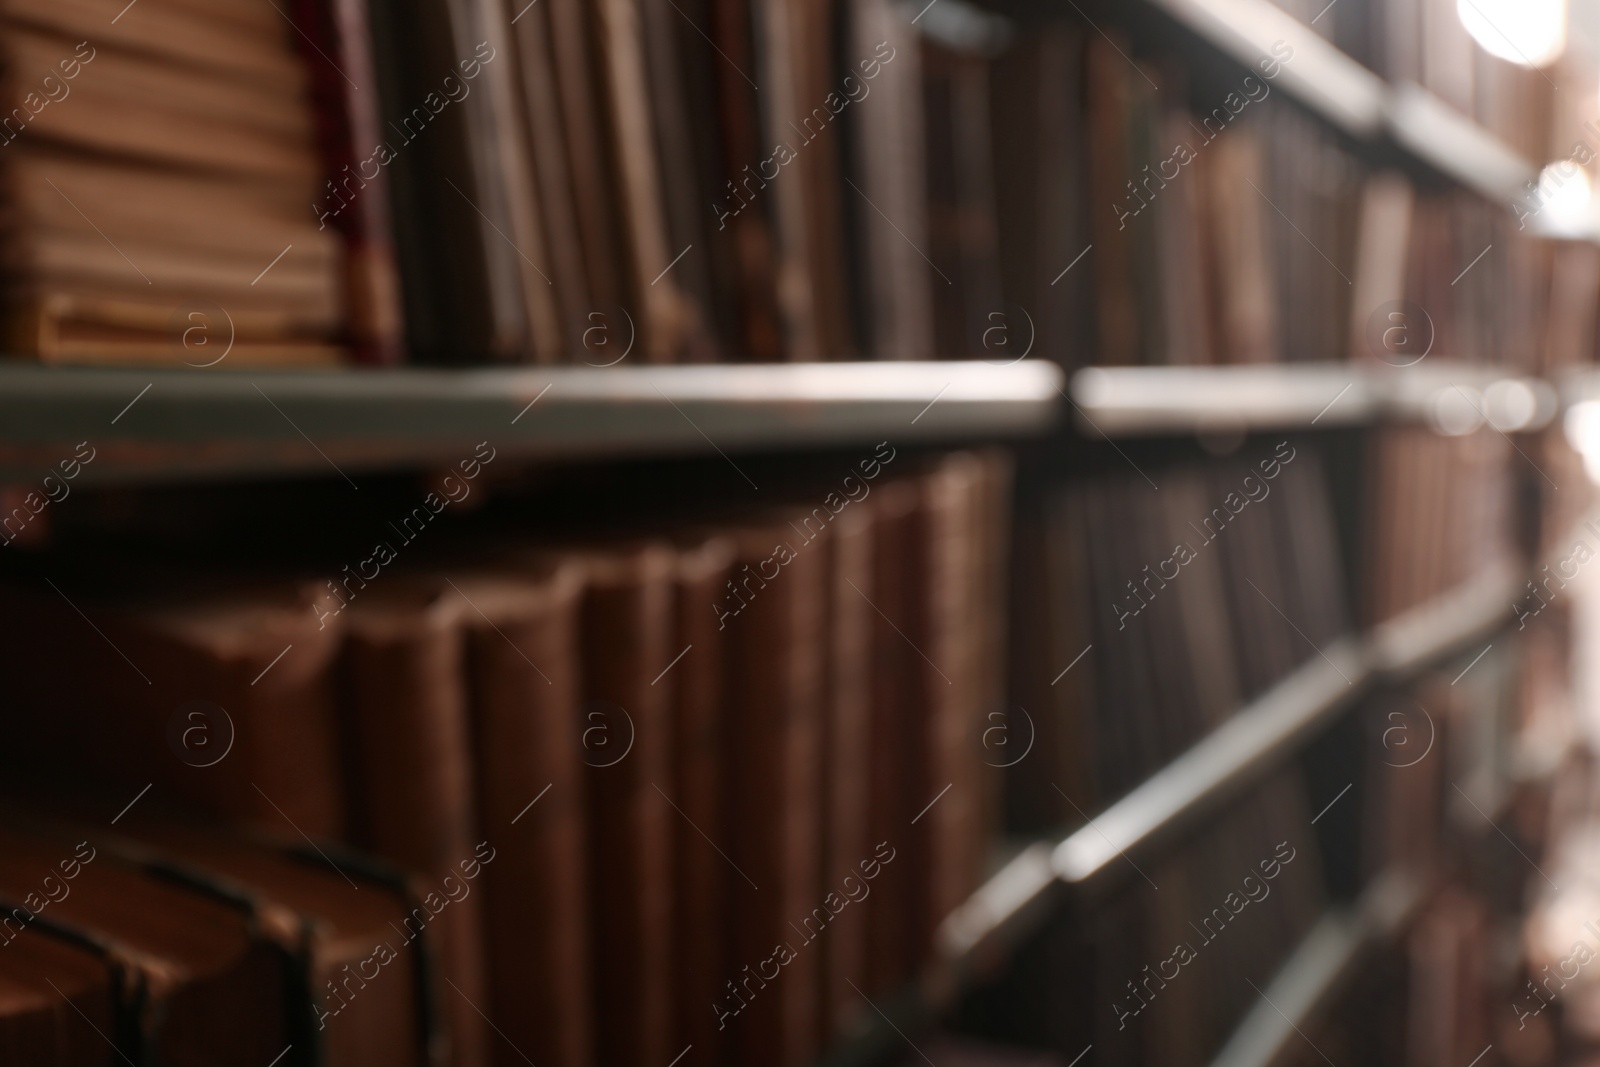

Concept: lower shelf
[[1207, 869, 1425, 1067], [814, 562, 1521, 1067]]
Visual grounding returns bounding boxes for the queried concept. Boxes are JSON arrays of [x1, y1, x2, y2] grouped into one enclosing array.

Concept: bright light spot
[[1458, 0, 1566, 67], [1537, 163, 1593, 235], [1431, 387, 1484, 437], [1483, 379, 1539, 431], [1564, 400, 1600, 484]]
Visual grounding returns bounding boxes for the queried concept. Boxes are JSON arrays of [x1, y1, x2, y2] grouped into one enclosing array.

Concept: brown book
[[1084, 31, 1143, 366], [1201, 119, 1277, 363], [0, 825, 290, 1065], [0, 915, 114, 1067], [917, 454, 988, 938], [452, 562, 592, 1067], [506, 0, 593, 355], [342, 581, 489, 1067], [668, 537, 738, 1054], [751, 0, 822, 362], [290, 0, 409, 365], [0, 0, 308, 90], [990, 22, 1087, 371], [23, 803, 434, 1067], [1348, 172, 1415, 362], [546, 0, 628, 321], [706, 0, 785, 360], [922, 39, 1004, 359], [848, 0, 932, 359], [635, 0, 720, 361], [574, 545, 677, 1066], [0, 33, 318, 183], [820, 494, 876, 1038], [862, 478, 925, 991], [720, 518, 827, 1065], [0, 576, 347, 839], [787, 0, 856, 360], [593, 0, 689, 362]]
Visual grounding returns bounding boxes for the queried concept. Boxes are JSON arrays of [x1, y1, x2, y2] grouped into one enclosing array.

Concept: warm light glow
[[1564, 401, 1600, 484], [1458, 0, 1567, 67], [1537, 163, 1593, 234]]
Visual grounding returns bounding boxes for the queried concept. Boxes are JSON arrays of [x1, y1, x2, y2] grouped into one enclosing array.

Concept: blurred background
[[0, 0, 1596, 1066]]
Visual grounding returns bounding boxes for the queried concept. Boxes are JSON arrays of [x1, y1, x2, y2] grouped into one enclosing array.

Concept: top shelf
[[0, 360, 1062, 486], [1133, 0, 1556, 224]]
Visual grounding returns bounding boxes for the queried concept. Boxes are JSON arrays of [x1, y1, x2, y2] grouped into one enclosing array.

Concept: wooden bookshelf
[[1206, 869, 1425, 1067], [0, 360, 1062, 486], [1070, 362, 1558, 437], [812, 561, 1520, 1067], [1127, 0, 1552, 221]]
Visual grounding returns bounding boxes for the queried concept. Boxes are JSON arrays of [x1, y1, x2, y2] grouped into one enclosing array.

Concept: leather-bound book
[[862, 477, 925, 992], [9, 801, 436, 1067], [847, 0, 933, 359], [819, 495, 876, 1038], [918, 454, 989, 940], [719, 519, 826, 1066], [750, 0, 822, 362], [574, 545, 677, 1067], [0, 825, 290, 1065], [707, 0, 786, 360], [342, 581, 488, 1067], [452, 561, 594, 1067], [0, 577, 346, 840], [668, 537, 738, 1055], [0, 918, 115, 1067]]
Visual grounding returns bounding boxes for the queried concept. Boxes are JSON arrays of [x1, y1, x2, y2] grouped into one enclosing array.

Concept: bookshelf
[[1206, 869, 1425, 1067], [0, 361, 1062, 485], [1122, 0, 1559, 230], [815, 560, 1523, 1067]]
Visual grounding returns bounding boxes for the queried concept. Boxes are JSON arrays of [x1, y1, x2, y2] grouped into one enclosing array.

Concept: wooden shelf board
[[0, 360, 1063, 485]]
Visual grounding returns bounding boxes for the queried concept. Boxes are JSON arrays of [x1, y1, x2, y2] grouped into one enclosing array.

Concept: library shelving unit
[[804, 0, 1587, 1063]]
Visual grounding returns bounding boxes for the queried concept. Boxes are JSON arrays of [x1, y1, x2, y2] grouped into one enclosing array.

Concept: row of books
[[1009, 441, 1348, 823], [0, 449, 1012, 1067], [14, 0, 1579, 368], [1001, 768, 1330, 1067], [1077, 21, 1597, 372], [0, 0, 1019, 365], [1269, 0, 1562, 165], [1013, 621, 1551, 1067], [1363, 426, 1517, 624]]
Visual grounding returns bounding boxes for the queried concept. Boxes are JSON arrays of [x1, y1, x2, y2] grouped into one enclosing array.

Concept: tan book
[[0, 0, 308, 88], [342, 581, 489, 1067], [452, 562, 593, 1067]]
